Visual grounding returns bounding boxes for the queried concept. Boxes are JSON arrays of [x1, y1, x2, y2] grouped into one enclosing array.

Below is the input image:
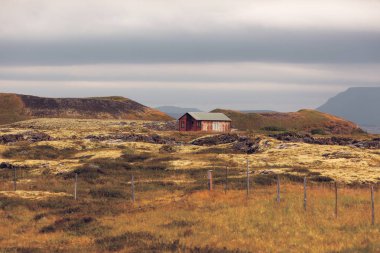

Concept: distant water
[[360, 125, 380, 134]]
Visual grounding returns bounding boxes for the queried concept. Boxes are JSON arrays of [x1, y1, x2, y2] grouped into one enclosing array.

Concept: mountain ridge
[[317, 87, 380, 127], [0, 93, 172, 125]]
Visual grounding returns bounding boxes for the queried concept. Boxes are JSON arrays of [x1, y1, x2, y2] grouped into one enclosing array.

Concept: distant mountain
[[240, 110, 277, 113], [317, 87, 380, 127], [156, 106, 202, 119], [212, 109, 361, 134], [0, 93, 172, 125]]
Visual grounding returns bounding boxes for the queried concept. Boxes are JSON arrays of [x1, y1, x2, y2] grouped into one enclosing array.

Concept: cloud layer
[[0, 0, 379, 111]]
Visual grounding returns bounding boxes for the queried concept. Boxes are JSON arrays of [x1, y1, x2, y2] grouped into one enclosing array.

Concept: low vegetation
[[213, 108, 362, 134], [0, 118, 378, 252]]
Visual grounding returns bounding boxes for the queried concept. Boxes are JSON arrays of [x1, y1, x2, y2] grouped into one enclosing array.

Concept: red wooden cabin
[[178, 112, 232, 132]]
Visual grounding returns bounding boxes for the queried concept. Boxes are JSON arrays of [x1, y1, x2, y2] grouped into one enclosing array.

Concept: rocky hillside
[[0, 93, 172, 125], [212, 109, 362, 135]]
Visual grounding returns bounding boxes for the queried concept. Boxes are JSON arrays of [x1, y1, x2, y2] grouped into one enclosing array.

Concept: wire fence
[[0, 163, 378, 225]]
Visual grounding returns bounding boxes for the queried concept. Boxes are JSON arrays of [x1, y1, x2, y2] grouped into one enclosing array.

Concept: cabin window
[[197, 121, 201, 128], [181, 121, 185, 128]]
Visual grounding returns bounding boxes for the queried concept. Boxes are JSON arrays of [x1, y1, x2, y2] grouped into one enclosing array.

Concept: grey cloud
[[1, 28, 380, 65], [0, 68, 379, 88], [0, 84, 337, 112]]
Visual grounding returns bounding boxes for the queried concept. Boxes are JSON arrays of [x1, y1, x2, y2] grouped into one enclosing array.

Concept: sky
[[0, 0, 380, 111]]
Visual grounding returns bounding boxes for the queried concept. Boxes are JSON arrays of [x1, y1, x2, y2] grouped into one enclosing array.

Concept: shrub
[[121, 153, 151, 162], [89, 188, 125, 198], [253, 174, 277, 185], [310, 175, 334, 182], [159, 145, 176, 153], [39, 216, 98, 235], [288, 167, 310, 173], [311, 128, 326, 135], [3, 145, 77, 160], [261, 126, 286, 132]]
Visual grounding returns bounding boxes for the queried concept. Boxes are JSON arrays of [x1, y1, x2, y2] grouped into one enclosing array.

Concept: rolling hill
[[0, 93, 172, 125], [212, 109, 362, 134], [317, 87, 380, 127]]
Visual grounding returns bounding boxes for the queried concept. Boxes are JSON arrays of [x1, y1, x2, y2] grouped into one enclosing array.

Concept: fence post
[[225, 166, 228, 194], [13, 166, 17, 191], [276, 174, 280, 203], [335, 182, 338, 218], [74, 173, 78, 200], [371, 185, 375, 226], [246, 159, 249, 197], [208, 170, 213, 191], [131, 174, 135, 203], [304, 177, 307, 211]]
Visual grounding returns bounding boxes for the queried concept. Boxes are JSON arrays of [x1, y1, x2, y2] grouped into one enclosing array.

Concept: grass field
[[0, 118, 379, 252]]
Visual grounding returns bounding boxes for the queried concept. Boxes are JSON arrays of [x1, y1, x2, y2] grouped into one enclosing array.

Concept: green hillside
[[212, 109, 362, 134]]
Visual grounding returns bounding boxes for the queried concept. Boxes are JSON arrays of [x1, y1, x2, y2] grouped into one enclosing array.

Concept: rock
[[232, 137, 261, 154], [270, 132, 380, 149], [0, 162, 14, 169], [85, 133, 177, 145], [190, 134, 240, 146], [190, 134, 262, 154], [322, 151, 357, 159], [25, 131, 52, 142], [258, 170, 275, 175], [0, 131, 52, 144], [0, 134, 24, 143]]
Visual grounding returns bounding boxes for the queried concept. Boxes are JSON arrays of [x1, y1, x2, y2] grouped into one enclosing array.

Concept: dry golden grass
[[0, 183, 378, 252], [0, 118, 379, 252]]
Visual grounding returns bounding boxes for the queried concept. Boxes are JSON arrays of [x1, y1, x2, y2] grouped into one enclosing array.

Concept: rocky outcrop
[[190, 134, 263, 154], [190, 134, 240, 146], [0, 162, 15, 169], [85, 133, 177, 145], [270, 132, 380, 149], [232, 137, 262, 154], [0, 131, 52, 144]]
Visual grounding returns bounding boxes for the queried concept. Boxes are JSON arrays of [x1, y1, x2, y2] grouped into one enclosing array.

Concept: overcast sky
[[0, 0, 379, 111]]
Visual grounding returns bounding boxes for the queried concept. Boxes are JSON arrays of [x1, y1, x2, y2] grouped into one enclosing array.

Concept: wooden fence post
[[225, 166, 228, 194], [131, 174, 135, 203], [74, 173, 78, 200], [335, 182, 338, 218], [304, 177, 307, 211], [371, 185, 375, 226], [13, 166, 17, 191], [208, 170, 213, 191], [276, 174, 280, 203], [246, 159, 249, 197]]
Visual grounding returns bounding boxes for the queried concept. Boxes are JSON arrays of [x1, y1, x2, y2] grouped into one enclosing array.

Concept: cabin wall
[[179, 114, 201, 131], [201, 121, 231, 132]]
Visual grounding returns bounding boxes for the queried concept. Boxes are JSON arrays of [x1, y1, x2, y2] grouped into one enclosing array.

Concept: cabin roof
[[183, 112, 232, 121]]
